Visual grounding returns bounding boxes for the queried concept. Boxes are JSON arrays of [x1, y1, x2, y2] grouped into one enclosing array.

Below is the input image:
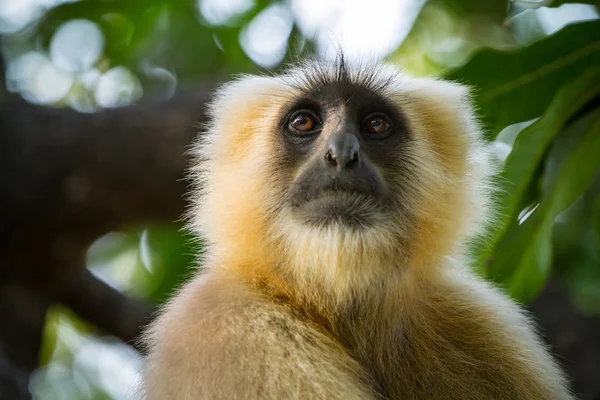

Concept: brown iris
[[363, 113, 391, 135], [289, 110, 320, 133]]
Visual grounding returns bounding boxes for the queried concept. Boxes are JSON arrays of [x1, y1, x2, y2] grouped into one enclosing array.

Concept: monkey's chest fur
[[146, 270, 564, 400], [268, 279, 551, 400]]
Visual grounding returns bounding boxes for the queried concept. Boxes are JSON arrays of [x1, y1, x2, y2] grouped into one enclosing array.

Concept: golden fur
[[141, 60, 572, 399]]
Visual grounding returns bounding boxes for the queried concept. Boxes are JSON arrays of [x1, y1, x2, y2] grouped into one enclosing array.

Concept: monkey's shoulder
[[377, 272, 572, 400], [143, 273, 377, 400]]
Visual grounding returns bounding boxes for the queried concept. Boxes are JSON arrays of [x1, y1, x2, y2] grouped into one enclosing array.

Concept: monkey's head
[[190, 58, 494, 297]]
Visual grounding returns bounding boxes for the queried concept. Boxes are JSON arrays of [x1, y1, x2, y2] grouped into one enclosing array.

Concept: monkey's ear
[[407, 77, 476, 116], [207, 75, 283, 121], [403, 77, 484, 143]]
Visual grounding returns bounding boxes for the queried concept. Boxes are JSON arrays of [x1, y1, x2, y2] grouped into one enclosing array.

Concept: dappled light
[[31, 313, 143, 400], [0, 0, 44, 34], [7, 51, 73, 104], [94, 66, 143, 108], [291, 0, 426, 61], [50, 19, 105, 73], [240, 4, 293, 67], [198, 0, 255, 26], [537, 3, 599, 34]]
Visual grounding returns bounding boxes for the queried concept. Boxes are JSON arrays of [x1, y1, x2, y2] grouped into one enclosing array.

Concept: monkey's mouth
[[300, 189, 375, 205], [291, 189, 384, 227], [287, 164, 388, 227]]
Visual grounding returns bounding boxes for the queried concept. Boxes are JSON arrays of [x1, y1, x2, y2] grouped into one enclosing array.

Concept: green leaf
[[446, 19, 600, 137], [508, 8, 547, 46], [434, 0, 509, 22], [39, 308, 61, 366], [550, 0, 600, 6], [143, 225, 198, 304], [500, 209, 551, 303], [491, 109, 600, 303], [513, 0, 599, 8], [563, 255, 600, 316], [100, 13, 135, 63], [86, 232, 139, 267], [594, 196, 600, 258], [477, 68, 600, 272]]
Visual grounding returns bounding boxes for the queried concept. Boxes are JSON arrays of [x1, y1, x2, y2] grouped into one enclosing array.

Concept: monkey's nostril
[[325, 149, 337, 166], [325, 134, 360, 169], [344, 149, 359, 169]]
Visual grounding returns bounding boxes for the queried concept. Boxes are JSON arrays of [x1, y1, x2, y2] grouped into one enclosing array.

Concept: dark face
[[277, 81, 411, 228]]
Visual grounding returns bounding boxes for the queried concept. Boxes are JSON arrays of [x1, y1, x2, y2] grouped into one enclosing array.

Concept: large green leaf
[[446, 19, 600, 137], [508, 8, 547, 46], [551, 0, 600, 6], [594, 195, 600, 258], [491, 109, 600, 303], [513, 0, 599, 7], [435, 0, 508, 22], [476, 69, 600, 272], [501, 69, 600, 220]]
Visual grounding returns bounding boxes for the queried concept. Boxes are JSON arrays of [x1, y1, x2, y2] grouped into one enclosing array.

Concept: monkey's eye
[[289, 110, 321, 134], [362, 113, 392, 136]]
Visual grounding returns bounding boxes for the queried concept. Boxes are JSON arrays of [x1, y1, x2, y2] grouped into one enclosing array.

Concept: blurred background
[[0, 0, 599, 399]]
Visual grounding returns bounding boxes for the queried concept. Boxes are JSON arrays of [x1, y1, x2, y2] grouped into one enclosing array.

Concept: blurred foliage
[[446, 20, 600, 135], [444, 16, 600, 304], [1, 0, 599, 398]]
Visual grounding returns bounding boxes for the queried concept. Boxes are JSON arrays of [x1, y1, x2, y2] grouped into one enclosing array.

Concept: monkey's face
[[280, 81, 410, 229], [193, 60, 492, 281]]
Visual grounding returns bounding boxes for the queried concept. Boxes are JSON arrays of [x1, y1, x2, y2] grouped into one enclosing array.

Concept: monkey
[[140, 56, 573, 400]]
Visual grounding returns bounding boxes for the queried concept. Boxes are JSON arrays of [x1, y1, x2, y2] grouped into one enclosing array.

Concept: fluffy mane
[[186, 56, 497, 303]]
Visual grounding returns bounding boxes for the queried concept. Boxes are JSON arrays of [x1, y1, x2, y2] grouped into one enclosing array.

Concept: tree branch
[[0, 88, 213, 282], [0, 282, 53, 400], [0, 87, 215, 397], [60, 267, 154, 353]]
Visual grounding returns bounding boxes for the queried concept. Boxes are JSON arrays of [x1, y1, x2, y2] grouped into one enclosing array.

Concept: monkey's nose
[[324, 134, 360, 170]]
